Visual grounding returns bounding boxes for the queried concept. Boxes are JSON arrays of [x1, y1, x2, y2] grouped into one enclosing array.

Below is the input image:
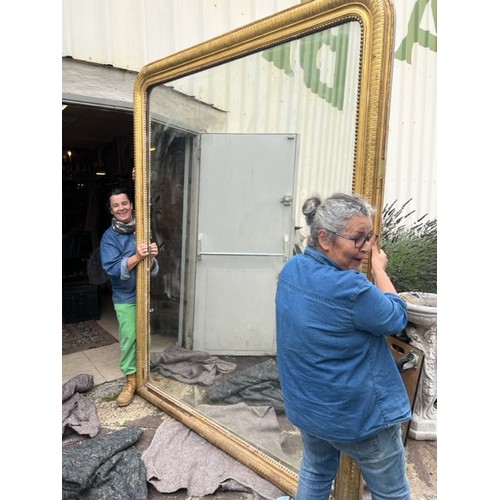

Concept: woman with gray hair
[[276, 193, 411, 500]]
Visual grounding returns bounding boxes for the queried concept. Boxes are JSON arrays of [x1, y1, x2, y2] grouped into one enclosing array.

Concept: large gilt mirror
[[133, 0, 394, 496]]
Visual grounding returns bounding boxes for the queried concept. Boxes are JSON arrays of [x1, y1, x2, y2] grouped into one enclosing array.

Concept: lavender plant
[[380, 199, 437, 294]]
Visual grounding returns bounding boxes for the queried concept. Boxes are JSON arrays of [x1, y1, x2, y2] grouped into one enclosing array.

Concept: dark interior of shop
[[62, 104, 135, 322], [62, 104, 135, 282]]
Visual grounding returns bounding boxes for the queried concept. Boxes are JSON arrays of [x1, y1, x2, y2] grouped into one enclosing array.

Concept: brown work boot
[[116, 373, 136, 407]]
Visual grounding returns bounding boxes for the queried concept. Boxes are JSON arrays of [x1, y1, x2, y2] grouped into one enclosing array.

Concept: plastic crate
[[63, 282, 100, 323]]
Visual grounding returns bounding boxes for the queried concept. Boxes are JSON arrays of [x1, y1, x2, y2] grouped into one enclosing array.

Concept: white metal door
[[193, 133, 298, 355]]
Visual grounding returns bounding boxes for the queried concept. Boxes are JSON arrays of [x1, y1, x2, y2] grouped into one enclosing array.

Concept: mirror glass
[[146, 20, 361, 471], [134, 0, 394, 495]]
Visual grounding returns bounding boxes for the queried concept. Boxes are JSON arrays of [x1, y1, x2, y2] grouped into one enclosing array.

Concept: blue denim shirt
[[275, 246, 411, 441], [100, 226, 159, 304]]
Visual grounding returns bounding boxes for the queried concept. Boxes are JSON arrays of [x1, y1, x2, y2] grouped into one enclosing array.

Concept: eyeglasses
[[331, 231, 378, 249]]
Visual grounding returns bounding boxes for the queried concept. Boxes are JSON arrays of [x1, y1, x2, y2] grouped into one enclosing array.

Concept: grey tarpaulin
[[150, 345, 237, 385], [62, 373, 100, 438], [197, 402, 291, 463], [142, 419, 285, 499], [204, 358, 284, 412], [62, 427, 147, 500]]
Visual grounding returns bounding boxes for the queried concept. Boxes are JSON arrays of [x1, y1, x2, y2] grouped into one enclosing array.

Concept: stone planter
[[399, 292, 437, 441]]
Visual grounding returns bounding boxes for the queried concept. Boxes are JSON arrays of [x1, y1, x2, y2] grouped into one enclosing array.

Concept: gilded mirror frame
[[133, 0, 394, 495]]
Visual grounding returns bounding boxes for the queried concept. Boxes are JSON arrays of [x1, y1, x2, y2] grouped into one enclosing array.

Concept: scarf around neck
[[111, 216, 136, 235]]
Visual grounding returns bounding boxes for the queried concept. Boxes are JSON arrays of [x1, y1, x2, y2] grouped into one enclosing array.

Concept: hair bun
[[302, 196, 321, 225]]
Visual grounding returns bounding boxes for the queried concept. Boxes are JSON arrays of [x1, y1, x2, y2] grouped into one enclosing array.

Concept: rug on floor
[[63, 320, 118, 355]]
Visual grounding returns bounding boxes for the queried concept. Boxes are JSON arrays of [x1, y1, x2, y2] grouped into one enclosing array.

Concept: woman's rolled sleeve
[[120, 257, 132, 280], [150, 258, 159, 277], [353, 284, 408, 336]]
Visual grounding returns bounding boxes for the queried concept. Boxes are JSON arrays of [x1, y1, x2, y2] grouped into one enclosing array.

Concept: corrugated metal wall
[[386, 0, 437, 221], [62, 0, 299, 70], [62, 0, 437, 222], [168, 21, 362, 223]]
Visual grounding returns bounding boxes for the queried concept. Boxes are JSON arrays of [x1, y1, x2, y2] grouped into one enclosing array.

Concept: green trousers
[[114, 303, 137, 376]]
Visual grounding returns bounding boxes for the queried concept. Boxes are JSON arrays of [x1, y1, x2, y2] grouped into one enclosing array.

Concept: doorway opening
[[62, 103, 134, 322]]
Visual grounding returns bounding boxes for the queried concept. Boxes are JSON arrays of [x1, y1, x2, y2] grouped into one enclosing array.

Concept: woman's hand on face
[[370, 243, 388, 272], [370, 242, 398, 293]]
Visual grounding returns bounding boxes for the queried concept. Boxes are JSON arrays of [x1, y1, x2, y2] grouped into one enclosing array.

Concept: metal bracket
[[397, 349, 420, 373], [280, 195, 292, 206]]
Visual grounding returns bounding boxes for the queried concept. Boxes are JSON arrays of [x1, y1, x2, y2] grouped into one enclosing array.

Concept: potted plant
[[381, 200, 437, 441]]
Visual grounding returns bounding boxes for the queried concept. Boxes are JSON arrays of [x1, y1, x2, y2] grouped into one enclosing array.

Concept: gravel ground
[[62, 378, 437, 499]]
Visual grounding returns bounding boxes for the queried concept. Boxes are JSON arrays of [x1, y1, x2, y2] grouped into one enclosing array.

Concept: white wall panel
[[385, 0, 437, 222], [62, 0, 299, 71]]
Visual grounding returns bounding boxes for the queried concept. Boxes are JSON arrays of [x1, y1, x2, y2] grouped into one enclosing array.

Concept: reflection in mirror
[[145, 21, 361, 473], [134, 0, 395, 495]]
